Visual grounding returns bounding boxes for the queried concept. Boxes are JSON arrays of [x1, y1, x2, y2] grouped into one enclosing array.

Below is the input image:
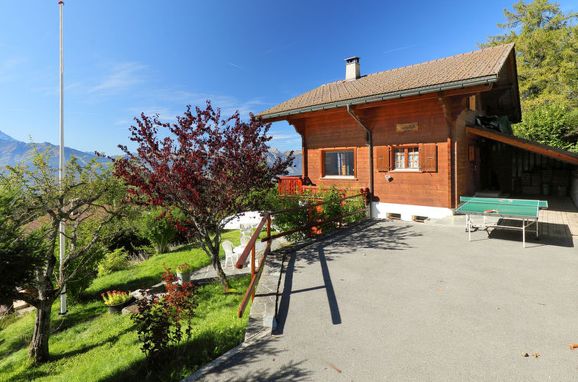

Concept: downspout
[[346, 104, 374, 218]]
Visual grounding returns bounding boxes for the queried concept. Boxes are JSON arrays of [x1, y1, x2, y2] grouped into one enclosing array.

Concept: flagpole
[[58, 0, 67, 315]]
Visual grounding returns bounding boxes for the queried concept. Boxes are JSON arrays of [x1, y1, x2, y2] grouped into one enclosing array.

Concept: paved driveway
[[199, 220, 578, 381]]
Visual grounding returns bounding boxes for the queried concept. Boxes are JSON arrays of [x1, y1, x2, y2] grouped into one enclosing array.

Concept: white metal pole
[[58, 0, 67, 315]]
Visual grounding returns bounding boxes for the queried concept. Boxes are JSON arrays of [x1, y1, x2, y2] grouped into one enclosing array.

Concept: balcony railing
[[277, 176, 303, 195]]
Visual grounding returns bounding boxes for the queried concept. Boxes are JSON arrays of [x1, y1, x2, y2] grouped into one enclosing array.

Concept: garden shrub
[[271, 187, 366, 241], [97, 248, 130, 276], [245, 185, 279, 212], [320, 188, 344, 232], [105, 215, 151, 257], [132, 269, 197, 363], [342, 193, 367, 223], [271, 192, 314, 241], [139, 207, 182, 254]]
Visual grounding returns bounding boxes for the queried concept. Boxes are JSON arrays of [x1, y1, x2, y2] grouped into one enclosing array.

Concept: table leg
[[536, 219, 539, 239], [523, 219, 526, 248], [468, 215, 471, 242]]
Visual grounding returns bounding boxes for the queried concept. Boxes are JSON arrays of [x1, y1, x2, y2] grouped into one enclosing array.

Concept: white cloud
[[89, 62, 146, 94], [383, 44, 417, 55], [140, 88, 272, 119], [227, 62, 243, 70]]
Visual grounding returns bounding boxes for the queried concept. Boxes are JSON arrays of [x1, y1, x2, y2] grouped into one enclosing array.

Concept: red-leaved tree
[[113, 102, 293, 290]]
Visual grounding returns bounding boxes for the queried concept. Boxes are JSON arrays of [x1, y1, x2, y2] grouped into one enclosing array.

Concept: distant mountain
[[267, 147, 302, 176], [0, 131, 16, 142], [0, 130, 303, 175], [0, 131, 106, 170]]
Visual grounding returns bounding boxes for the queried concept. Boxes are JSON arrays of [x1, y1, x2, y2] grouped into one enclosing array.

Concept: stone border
[[181, 329, 271, 382]]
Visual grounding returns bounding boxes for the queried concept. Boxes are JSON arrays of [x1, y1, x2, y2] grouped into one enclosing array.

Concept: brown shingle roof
[[260, 43, 514, 119]]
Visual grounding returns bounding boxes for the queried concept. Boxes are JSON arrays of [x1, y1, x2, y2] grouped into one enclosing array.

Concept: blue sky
[[0, 0, 575, 155]]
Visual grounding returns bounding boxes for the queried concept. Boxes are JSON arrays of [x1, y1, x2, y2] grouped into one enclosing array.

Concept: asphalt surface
[[199, 220, 578, 382]]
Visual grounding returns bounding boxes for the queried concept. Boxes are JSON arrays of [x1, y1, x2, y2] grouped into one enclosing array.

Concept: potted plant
[[101, 290, 133, 314], [176, 263, 192, 284]]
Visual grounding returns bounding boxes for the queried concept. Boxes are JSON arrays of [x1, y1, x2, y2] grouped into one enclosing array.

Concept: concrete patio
[[197, 219, 578, 381]]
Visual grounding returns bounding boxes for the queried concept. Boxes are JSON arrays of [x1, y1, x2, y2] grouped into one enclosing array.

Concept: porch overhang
[[466, 126, 578, 166]]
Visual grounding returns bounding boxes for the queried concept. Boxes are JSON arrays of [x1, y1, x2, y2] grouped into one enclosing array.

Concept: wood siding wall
[[296, 96, 477, 208]]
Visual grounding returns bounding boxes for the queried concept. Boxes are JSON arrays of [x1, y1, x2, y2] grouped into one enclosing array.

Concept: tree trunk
[[29, 299, 52, 363], [211, 250, 230, 291]]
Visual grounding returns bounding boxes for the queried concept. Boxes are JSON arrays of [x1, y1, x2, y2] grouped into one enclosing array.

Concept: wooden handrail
[[235, 213, 269, 269], [235, 191, 369, 318], [237, 238, 271, 318]]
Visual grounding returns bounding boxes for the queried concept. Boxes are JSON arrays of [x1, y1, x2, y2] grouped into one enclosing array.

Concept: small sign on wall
[[396, 122, 418, 133]]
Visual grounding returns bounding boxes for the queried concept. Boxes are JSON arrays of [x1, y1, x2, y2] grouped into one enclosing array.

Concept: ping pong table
[[455, 196, 549, 248]]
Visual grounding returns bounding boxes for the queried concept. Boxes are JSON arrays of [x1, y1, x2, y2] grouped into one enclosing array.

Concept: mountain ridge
[[0, 130, 302, 175]]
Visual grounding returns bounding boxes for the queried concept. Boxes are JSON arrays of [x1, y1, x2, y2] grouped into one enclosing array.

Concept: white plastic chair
[[239, 223, 252, 247], [222, 240, 237, 269]]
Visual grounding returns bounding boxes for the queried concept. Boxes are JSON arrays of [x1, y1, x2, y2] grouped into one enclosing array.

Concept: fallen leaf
[[523, 353, 530, 357], [569, 343, 578, 350], [327, 362, 342, 373]]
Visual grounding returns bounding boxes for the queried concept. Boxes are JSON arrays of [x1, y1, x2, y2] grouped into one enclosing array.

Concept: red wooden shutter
[[375, 146, 390, 172], [420, 143, 438, 172]]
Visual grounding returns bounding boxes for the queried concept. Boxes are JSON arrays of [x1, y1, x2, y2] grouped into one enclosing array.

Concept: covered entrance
[[467, 126, 578, 238]]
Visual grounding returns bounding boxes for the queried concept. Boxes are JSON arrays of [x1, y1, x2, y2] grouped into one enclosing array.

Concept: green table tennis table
[[455, 196, 549, 248]]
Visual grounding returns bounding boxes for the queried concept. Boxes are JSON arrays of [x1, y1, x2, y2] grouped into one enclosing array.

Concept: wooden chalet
[[261, 44, 578, 221]]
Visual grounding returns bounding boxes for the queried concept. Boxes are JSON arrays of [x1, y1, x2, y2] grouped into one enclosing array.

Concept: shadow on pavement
[[197, 336, 312, 381], [220, 360, 311, 382], [489, 219, 574, 248], [274, 219, 421, 334]]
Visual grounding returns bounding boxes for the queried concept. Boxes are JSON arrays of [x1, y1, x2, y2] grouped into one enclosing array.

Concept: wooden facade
[[287, 93, 481, 210], [264, 46, 578, 219]]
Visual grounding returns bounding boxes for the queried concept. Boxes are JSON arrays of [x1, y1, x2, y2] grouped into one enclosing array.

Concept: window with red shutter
[[419, 143, 438, 172], [375, 146, 390, 172]]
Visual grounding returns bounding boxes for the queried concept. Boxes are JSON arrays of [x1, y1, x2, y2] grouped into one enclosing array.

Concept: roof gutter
[[346, 104, 373, 218], [261, 75, 498, 120]]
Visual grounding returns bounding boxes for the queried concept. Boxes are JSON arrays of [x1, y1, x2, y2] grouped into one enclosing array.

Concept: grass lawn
[[86, 230, 241, 298], [0, 230, 252, 382]]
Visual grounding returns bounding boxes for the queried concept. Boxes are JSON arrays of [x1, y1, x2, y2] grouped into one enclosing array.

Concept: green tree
[[484, 0, 578, 150], [0, 186, 42, 308], [513, 102, 578, 151], [0, 153, 125, 363], [139, 207, 181, 254]]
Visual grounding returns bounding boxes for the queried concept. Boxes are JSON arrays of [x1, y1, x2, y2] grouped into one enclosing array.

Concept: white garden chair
[[222, 240, 238, 269]]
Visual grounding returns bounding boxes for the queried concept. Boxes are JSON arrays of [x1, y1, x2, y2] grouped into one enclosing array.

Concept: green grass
[[85, 230, 240, 298], [0, 231, 252, 382]]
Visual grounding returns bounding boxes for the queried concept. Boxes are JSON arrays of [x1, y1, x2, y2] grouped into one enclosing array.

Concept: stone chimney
[[345, 56, 360, 81]]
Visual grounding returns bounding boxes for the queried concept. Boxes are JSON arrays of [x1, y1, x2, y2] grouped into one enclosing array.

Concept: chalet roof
[[260, 43, 515, 120]]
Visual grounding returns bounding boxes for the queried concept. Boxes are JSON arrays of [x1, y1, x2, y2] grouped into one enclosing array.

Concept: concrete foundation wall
[[372, 202, 453, 221]]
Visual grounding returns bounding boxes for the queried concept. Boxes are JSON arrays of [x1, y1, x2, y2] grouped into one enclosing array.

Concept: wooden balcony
[[277, 176, 303, 195], [277, 176, 368, 199]]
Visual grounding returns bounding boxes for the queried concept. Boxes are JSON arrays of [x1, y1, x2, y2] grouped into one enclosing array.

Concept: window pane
[[324, 151, 354, 176], [394, 148, 406, 169], [408, 148, 419, 169]]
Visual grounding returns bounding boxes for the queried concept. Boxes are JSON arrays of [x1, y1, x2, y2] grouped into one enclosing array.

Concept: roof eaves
[[260, 74, 499, 120]]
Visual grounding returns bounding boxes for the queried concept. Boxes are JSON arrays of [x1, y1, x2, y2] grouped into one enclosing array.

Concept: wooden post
[[250, 243, 256, 300]]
